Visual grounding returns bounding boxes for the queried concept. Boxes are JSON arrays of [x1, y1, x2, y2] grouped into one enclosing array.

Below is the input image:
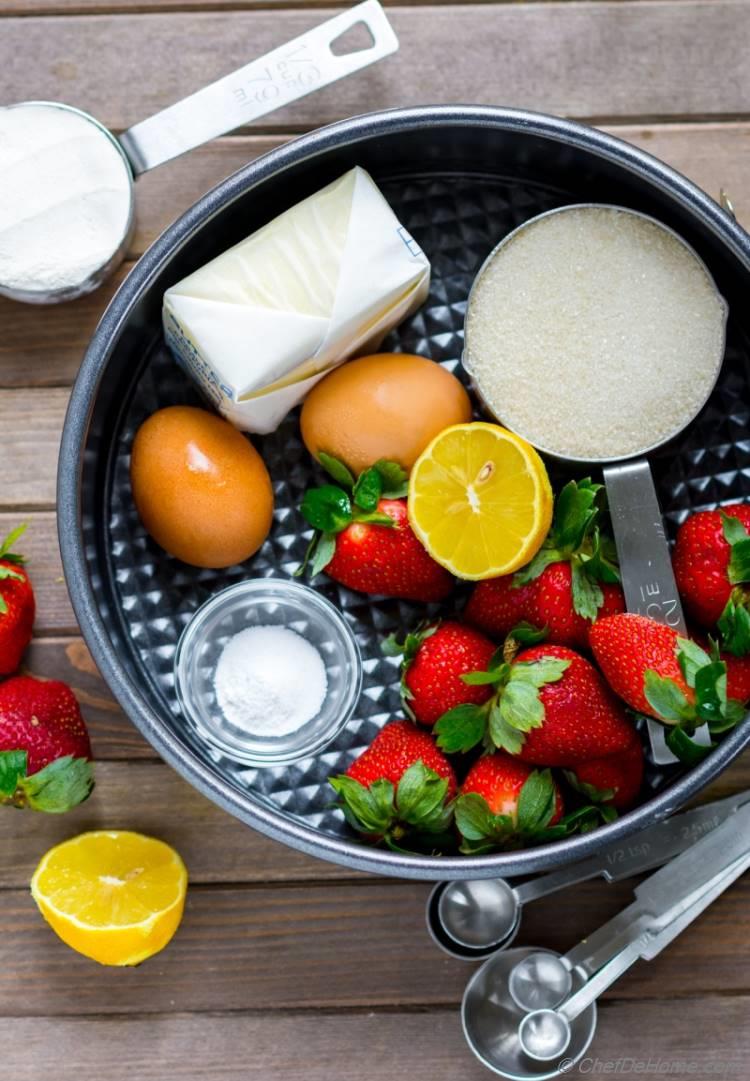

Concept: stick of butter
[[162, 166, 431, 433]]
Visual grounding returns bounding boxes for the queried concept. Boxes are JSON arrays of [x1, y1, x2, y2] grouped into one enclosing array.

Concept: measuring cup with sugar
[[0, 1, 397, 305], [463, 204, 729, 764]]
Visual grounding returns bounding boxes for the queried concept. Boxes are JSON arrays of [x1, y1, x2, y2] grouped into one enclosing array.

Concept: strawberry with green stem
[[673, 504, 750, 653], [454, 755, 564, 854], [383, 620, 498, 726], [329, 720, 457, 850], [589, 613, 746, 762], [0, 524, 35, 677], [0, 675, 94, 813], [434, 643, 635, 766], [296, 456, 453, 602], [465, 479, 625, 649]]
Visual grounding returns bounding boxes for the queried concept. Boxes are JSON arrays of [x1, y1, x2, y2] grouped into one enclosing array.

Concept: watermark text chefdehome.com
[[557, 1056, 743, 1076]]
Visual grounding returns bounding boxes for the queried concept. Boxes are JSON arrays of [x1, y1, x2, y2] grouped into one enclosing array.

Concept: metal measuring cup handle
[[118, 1, 398, 176]]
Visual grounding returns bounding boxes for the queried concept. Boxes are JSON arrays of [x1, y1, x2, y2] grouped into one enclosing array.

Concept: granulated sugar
[[464, 207, 727, 460]]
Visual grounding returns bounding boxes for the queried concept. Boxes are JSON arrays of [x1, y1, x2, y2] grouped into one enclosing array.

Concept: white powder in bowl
[[214, 625, 328, 738], [0, 103, 133, 295], [464, 206, 727, 461]]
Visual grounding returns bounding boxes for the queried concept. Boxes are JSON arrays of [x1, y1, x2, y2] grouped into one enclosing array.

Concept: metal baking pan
[[58, 106, 750, 880]]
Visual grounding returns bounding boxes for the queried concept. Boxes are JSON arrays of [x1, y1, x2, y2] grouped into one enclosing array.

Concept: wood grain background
[[1, 1, 749, 1077]]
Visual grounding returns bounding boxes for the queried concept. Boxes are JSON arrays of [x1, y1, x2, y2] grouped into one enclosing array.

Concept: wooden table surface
[[2, 2, 750, 1078]]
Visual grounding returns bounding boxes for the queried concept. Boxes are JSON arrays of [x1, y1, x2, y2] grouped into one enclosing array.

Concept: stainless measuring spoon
[[0, 0, 397, 304], [427, 789, 750, 959], [461, 797, 750, 1079], [463, 205, 729, 764]]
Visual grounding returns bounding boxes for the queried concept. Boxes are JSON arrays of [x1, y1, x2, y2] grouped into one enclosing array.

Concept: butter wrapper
[[162, 166, 430, 433]]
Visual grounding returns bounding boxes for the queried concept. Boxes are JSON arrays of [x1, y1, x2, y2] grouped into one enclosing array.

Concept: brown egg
[[130, 406, 274, 569], [300, 353, 472, 475]]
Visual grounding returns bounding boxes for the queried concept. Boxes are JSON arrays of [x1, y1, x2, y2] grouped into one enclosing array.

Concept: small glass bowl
[[174, 579, 362, 767]]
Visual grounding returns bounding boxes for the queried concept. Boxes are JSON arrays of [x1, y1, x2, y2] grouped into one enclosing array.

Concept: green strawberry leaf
[[310, 533, 337, 577], [352, 467, 382, 512], [330, 775, 395, 835], [20, 756, 95, 813], [300, 485, 353, 534], [0, 750, 28, 797], [0, 523, 28, 564], [510, 657, 570, 688], [498, 679, 545, 731], [455, 792, 513, 846], [535, 803, 616, 843], [395, 761, 449, 828], [692, 661, 728, 724], [317, 453, 355, 490], [373, 459, 409, 499], [434, 703, 488, 753], [580, 527, 621, 584], [665, 725, 714, 765], [717, 598, 750, 657], [571, 558, 604, 621], [507, 622, 548, 646], [643, 670, 693, 724], [461, 665, 507, 687], [0, 595, 7, 616], [712, 698, 746, 732], [488, 701, 526, 755], [722, 512, 750, 585], [563, 770, 616, 805], [552, 478, 603, 551], [513, 547, 563, 586], [676, 637, 713, 689], [516, 769, 557, 833]]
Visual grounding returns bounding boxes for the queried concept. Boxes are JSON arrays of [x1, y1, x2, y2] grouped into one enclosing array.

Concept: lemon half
[[408, 422, 553, 579], [31, 831, 188, 967]]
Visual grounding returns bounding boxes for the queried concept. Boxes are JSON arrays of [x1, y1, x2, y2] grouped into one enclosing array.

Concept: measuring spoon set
[[426, 791, 750, 1079]]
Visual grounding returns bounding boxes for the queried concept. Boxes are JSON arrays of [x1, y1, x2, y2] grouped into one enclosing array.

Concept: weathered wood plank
[[21, 638, 154, 758], [2, 122, 748, 391], [0, 762, 360, 886], [1, 867, 750, 1015], [0, 0, 683, 14], [4, 998, 748, 1081], [0, 512, 75, 634], [3, 5, 749, 134], [0, 389, 67, 508]]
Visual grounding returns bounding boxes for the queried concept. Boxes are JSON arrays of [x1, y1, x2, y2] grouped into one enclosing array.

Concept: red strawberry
[[299, 460, 453, 601], [566, 733, 644, 811], [692, 632, 750, 706], [0, 675, 94, 812], [589, 614, 745, 736], [455, 754, 563, 852], [673, 504, 750, 635], [386, 620, 497, 726], [326, 498, 453, 600], [512, 645, 635, 766], [466, 563, 625, 650], [0, 525, 35, 677], [330, 720, 456, 846], [465, 479, 624, 649], [434, 641, 634, 765]]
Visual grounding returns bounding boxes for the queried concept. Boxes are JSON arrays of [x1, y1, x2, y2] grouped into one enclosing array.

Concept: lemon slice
[[31, 831, 188, 967], [408, 422, 553, 579]]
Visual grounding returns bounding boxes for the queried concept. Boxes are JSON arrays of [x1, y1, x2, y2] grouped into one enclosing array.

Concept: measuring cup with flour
[[463, 204, 728, 763], [0, 0, 397, 304]]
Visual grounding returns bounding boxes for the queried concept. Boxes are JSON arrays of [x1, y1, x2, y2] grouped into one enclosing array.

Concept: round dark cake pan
[[58, 106, 750, 880]]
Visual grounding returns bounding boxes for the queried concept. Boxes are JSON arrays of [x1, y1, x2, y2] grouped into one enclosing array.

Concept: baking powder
[[214, 625, 328, 737], [0, 103, 133, 296]]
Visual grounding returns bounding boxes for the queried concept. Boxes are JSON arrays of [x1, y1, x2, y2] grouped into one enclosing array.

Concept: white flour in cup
[[0, 103, 133, 297]]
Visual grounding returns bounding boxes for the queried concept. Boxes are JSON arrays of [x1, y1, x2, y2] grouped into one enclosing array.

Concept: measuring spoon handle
[[514, 791, 750, 907], [118, 1, 398, 175]]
